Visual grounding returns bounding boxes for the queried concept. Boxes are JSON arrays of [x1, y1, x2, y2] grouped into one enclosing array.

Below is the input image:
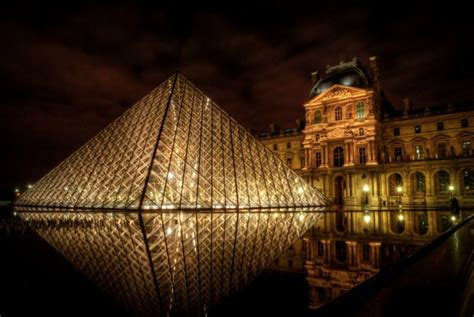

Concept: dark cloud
[[1, 1, 474, 187]]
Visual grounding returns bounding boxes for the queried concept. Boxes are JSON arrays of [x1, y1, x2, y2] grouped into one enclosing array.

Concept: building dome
[[309, 65, 370, 98]]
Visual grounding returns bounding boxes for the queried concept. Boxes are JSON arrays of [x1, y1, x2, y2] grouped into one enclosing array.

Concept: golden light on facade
[[362, 184, 370, 193], [14, 73, 330, 316], [398, 214, 404, 221], [363, 213, 371, 223]]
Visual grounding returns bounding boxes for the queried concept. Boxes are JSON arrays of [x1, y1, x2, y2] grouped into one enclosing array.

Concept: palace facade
[[258, 57, 474, 208]]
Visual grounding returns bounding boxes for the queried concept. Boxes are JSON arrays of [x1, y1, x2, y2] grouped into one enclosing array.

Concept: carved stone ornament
[[328, 128, 345, 139], [323, 87, 353, 99]]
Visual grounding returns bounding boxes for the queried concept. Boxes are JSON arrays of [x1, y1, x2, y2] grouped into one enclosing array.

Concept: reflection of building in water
[[269, 210, 460, 308], [258, 57, 474, 208]]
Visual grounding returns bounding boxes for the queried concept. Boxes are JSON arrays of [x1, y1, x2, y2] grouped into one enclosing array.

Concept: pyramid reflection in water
[[15, 74, 329, 316]]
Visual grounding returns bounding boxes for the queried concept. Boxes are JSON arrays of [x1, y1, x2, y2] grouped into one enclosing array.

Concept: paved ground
[[314, 215, 474, 317]]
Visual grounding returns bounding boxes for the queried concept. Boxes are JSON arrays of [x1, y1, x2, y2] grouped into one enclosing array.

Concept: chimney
[[311, 71, 319, 85], [270, 123, 280, 134], [369, 56, 381, 93], [295, 119, 305, 131], [403, 98, 411, 117]]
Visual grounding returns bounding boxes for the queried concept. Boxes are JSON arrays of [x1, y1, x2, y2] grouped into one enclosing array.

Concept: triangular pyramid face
[[14, 73, 330, 316], [16, 73, 329, 210]]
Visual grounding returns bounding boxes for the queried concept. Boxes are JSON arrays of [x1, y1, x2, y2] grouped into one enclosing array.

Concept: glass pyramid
[[14, 73, 330, 316]]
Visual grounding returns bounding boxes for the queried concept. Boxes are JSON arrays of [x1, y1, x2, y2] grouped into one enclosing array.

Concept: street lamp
[[396, 186, 402, 206], [448, 185, 454, 199], [362, 184, 370, 224], [363, 212, 371, 224], [362, 184, 369, 205]]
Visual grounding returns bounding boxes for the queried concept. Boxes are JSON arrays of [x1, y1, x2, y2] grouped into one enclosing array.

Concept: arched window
[[314, 110, 322, 124], [335, 106, 342, 121], [413, 172, 426, 193], [436, 170, 450, 193], [389, 173, 403, 196], [463, 169, 474, 190], [333, 146, 344, 167], [356, 102, 365, 119]]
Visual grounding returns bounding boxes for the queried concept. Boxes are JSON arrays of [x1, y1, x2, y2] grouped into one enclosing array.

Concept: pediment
[[306, 84, 369, 104]]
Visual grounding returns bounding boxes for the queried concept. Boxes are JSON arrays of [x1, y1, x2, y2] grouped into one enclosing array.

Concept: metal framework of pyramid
[[14, 73, 330, 316]]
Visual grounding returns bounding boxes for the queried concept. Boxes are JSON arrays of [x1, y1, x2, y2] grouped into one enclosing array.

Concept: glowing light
[[449, 185, 454, 191], [451, 216, 456, 221], [297, 187, 304, 194], [396, 186, 402, 193], [363, 213, 371, 224], [166, 227, 173, 236], [362, 184, 369, 193], [298, 214, 305, 222], [27, 184, 32, 189], [14, 188, 19, 193], [398, 214, 404, 221], [168, 172, 175, 179]]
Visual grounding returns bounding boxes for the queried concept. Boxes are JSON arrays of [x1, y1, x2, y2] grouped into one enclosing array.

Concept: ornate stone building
[[302, 209, 459, 308], [259, 57, 474, 208], [260, 57, 474, 309]]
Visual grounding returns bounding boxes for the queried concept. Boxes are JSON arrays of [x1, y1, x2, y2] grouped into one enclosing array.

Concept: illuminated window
[[333, 147, 344, 167], [394, 127, 400, 136], [315, 152, 322, 167], [335, 106, 342, 121], [286, 142, 291, 149], [359, 147, 367, 164], [394, 147, 403, 161], [461, 118, 468, 128], [359, 128, 364, 136], [415, 125, 421, 133], [463, 169, 473, 190], [273, 144, 278, 151], [415, 172, 426, 193], [462, 140, 471, 156], [437, 170, 450, 192], [314, 110, 322, 124], [415, 145, 424, 160], [356, 102, 365, 119], [437, 122, 444, 131]]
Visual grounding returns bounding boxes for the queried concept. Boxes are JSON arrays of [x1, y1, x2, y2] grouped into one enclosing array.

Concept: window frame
[[356, 101, 365, 119], [335, 106, 343, 121], [333, 146, 344, 167]]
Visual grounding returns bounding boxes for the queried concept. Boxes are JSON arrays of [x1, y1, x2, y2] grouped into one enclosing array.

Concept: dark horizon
[[2, 1, 474, 188]]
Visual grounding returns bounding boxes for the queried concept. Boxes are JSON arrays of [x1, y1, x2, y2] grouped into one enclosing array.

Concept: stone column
[[322, 240, 331, 265], [346, 241, 357, 267], [321, 144, 328, 168], [304, 149, 309, 169], [369, 242, 381, 268]]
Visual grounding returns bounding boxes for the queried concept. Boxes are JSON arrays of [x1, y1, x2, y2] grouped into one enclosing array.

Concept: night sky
[[2, 1, 474, 189]]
